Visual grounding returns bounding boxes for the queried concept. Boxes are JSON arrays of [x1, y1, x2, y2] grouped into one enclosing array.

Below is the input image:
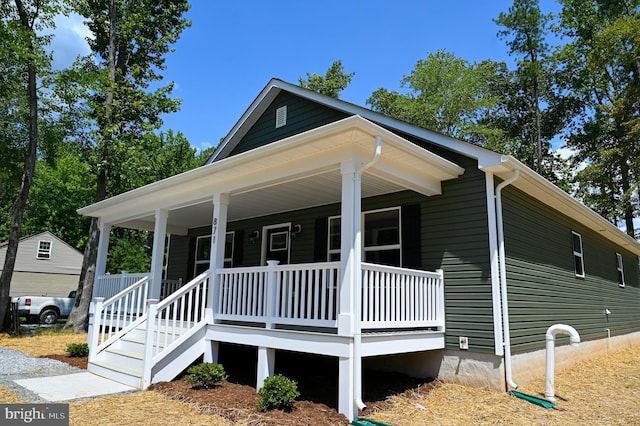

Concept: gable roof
[[208, 79, 640, 255], [0, 231, 81, 254]]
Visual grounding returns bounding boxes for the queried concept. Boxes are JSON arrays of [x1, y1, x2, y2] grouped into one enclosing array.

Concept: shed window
[[37, 240, 52, 260], [616, 253, 625, 287], [194, 232, 235, 276], [572, 231, 584, 277], [327, 207, 402, 267]]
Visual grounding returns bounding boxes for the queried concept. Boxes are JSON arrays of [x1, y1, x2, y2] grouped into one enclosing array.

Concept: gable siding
[[502, 186, 640, 353], [228, 91, 350, 157], [0, 232, 82, 275]]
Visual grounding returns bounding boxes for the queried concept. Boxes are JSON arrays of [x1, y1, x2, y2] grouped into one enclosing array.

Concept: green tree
[[367, 50, 500, 141], [0, 0, 60, 330], [65, 0, 191, 332], [495, 0, 553, 174], [558, 0, 640, 238], [299, 60, 354, 98]]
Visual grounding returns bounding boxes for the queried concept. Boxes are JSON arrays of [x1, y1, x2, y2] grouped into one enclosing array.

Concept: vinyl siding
[[228, 91, 350, 157], [502, 186, 640, 353]]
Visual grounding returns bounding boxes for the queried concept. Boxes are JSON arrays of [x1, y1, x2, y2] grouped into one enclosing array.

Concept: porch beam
[[149, 209, 168, 300]]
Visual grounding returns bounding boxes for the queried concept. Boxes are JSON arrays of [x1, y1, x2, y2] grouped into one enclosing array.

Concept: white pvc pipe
[[495, 169, 520, 390], [353, 135, 382, 412], [545, 324, 580, 401]]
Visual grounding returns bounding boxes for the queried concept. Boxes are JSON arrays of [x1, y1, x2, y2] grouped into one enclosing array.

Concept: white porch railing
[[215, 261, 340, 328], [214, 262, 444, 331], [94, 272, 183, 301], [361, 263, 444, 330]]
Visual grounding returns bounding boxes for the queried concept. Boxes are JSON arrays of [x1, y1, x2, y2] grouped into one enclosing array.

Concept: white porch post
[[338, 161, 362, 420], [94, 221, 112, 280], [338, 161, 362, 336], [149, 209, 168, 300], [204, 193, 229, 363], [338, 352, 355, 420], [256, 346, 275, 390], [88, 221, 112, 350]]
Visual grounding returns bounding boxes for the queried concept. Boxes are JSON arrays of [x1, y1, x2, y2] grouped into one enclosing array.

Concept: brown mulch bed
[[149, 346, 434, 425], [41, 354, 88, 369]]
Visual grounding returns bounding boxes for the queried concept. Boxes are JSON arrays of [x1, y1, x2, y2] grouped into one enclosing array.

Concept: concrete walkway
[[0, 346, 136, 403], [14, 372, 136, 402]]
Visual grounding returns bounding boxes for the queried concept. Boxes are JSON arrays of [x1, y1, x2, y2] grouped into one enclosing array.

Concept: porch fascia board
[[78, 116, 464, 229]]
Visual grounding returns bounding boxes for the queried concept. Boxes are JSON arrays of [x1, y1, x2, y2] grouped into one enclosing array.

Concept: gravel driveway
[[0, 346, 82, 403]]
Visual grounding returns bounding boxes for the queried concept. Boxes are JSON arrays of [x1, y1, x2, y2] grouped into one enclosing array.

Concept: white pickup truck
[[12, 291, 76, 324]]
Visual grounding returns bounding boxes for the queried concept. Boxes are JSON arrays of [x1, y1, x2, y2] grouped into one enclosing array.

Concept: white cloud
[[47, 13, 92, 70]]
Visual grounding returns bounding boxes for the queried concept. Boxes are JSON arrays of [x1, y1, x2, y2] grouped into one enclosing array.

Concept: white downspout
[[545, 324, 580, 401], [353, 135, 383, 412], [495, 169, 520, 390]]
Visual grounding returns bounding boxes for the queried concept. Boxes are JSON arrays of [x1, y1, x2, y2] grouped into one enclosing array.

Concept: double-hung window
[[194, 232, 235, 276], [616, 252, 625, 287], [327, 207, 402, 267], [572, 231, 585, 277], [37, 240, 52, 260]]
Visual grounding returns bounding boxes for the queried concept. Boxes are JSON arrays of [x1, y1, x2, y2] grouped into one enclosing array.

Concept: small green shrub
[[185, 362, 228, 389], [257, 374, 300, 412], [66, 343, 89, 357]]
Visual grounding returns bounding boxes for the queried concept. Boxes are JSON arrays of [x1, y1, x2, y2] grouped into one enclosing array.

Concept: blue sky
[[51, 0, 563, 153]]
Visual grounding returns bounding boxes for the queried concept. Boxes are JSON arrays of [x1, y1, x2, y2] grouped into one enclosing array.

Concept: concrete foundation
[[364, 331, 640, 391]]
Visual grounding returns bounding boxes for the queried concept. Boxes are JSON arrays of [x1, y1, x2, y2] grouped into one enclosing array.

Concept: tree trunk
[[65, 169, 108, 331], [65, 0, 117, 331], [0, 0, 38, 331]]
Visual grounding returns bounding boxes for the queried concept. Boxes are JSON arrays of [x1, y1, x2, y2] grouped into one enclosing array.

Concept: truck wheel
[[39, 309, 59, 325]]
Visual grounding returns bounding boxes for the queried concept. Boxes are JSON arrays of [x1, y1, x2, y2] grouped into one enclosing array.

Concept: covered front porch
[[81, 115, 463, 419]]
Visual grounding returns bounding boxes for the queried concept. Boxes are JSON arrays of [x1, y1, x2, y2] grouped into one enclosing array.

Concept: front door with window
[[262, 223, 291, 265]]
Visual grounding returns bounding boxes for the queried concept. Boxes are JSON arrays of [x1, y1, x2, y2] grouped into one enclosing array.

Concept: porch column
[[256, 347, 275, 390], [94, 220, 112, 279], [89, 220, 111, 354], [204, 193, 229, 363], [149, 209, 168, 300], [338, 161, 362, 336], [338, 352, 355, 420]]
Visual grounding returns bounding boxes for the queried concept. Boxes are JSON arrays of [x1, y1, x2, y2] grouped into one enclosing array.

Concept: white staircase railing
[[141, 269, 210, 387], [89, 275, 151, 362], [361, 263, 444, 330]]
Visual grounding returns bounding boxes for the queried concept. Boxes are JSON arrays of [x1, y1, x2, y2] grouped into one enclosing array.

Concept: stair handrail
[[141, 269, 212, 387], [91, 275, 151, 357]]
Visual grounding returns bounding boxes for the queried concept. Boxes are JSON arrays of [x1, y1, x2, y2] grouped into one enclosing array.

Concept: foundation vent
[[275, 105, 287, 128]]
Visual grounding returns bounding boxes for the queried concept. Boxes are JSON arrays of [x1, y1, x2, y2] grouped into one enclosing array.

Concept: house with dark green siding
[[79, 79, 640, 420]]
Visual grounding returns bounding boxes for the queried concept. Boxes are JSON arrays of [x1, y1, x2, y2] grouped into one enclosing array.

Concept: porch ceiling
[[79, 116, 465, 235]]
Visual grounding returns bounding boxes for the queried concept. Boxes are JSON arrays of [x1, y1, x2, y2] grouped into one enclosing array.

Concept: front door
[[261, 223, 291, 265]]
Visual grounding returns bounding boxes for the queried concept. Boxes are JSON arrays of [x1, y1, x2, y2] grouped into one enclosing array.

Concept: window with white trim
[[572, 231, 584, 277], [37, 240, 52, 260], [194, 232, 235, 276], [327, 207, 402, 267], [616, 252, 625, 287]]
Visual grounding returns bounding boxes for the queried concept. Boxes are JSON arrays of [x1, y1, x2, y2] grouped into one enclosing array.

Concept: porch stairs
[[87, 272, 210, 389]]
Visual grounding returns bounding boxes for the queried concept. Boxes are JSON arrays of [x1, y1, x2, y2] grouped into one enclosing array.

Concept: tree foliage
[[558, 0, 640, 237], [64, 0, 191, 332], [299, 60, 354, 98], [0, 0, 61, 331], [367, 50, 500, 141]]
